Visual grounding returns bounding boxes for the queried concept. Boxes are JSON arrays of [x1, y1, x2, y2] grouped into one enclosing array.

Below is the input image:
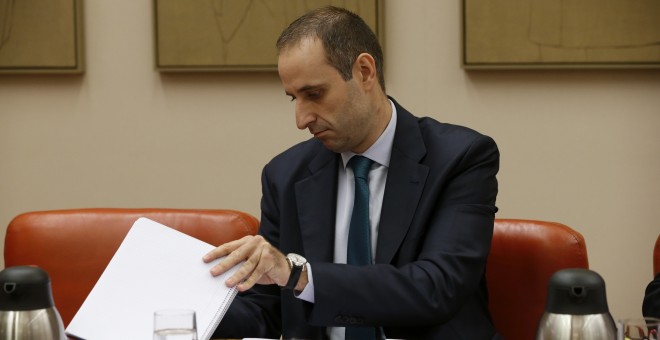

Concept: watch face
[[287, 253, 306, 267]]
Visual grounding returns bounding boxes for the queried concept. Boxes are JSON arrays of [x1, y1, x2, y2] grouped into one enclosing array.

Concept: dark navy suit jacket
[[216, 98, 501, 339]]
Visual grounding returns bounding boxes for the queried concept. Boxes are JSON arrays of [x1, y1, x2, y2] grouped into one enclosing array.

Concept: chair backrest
[[4, 208, 259, 327], [487, 219, 589, 340], [654, 233, 660, 276]]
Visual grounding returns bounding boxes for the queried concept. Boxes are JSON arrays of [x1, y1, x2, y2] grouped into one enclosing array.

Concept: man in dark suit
[[205, 6, 501, 339]]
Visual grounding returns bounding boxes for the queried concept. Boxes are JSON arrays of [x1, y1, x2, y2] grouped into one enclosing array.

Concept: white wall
[[1, 0, 659, 322]]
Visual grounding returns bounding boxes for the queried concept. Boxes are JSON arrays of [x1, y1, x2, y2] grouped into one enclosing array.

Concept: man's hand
[[202, 235, 291, 292]]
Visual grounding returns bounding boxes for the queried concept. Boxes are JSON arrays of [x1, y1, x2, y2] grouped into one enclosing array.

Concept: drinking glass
[[153, 309, 198, 340], [618, 317, 660, 340]]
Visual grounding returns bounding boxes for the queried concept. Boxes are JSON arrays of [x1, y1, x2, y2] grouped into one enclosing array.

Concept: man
[[206, 6, 500, 339]]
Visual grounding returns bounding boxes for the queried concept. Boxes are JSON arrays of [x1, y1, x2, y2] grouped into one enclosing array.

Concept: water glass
[[618, 317, 660, 340], [153, 309, 198, 340]]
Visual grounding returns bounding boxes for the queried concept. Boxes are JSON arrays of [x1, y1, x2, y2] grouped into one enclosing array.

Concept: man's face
[[278, 38, 375, 154]]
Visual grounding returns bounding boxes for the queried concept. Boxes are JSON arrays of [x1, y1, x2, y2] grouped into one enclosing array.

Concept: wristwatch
[[283, 253, 307, 290]]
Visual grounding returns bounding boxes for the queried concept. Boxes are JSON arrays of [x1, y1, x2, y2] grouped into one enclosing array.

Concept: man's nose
[[295, 102, 315, 130]]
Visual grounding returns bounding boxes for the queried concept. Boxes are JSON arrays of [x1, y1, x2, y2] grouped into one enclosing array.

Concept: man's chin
[[318, 139, 344, 153]]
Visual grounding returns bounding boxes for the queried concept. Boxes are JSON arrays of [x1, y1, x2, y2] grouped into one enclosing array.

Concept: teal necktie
[[346, 155, 376, 340]]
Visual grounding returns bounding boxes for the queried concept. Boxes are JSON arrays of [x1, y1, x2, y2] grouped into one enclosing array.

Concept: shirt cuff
[[294, 263, 314, 303]]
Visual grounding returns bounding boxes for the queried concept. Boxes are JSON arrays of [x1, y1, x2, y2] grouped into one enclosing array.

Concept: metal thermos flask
[[536, 268, 617, 340], [0, 266, 66, 340]]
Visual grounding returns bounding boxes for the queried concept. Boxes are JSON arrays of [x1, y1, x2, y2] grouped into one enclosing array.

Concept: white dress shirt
[[295, 100, 397, 340]]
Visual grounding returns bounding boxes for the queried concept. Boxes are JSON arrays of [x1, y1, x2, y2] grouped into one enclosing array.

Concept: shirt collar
[[341, 99, 397, 168]]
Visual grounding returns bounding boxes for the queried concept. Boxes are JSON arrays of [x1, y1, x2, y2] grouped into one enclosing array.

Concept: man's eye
[[307, 91, 321, 99]]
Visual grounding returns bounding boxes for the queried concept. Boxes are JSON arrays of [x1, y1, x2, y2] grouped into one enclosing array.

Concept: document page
[[66, 217, 239, 340]]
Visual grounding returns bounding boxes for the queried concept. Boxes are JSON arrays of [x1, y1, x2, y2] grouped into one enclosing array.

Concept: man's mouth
[[311, 128, 328, 138]]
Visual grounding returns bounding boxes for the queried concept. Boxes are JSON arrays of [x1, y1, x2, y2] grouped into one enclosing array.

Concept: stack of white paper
[[66, 217, 239, 340]]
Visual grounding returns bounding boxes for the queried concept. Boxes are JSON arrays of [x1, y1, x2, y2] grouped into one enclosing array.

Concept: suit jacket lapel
[[375, 101, 429, 264], [295, 147, 338, 263], [292, 100, 428, 265]]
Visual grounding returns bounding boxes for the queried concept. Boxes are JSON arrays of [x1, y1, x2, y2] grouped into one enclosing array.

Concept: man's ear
[[354, 53, 377, 91]]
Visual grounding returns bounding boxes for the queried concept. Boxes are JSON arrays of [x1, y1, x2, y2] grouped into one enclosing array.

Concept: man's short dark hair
[[276, 6, 385, 91]]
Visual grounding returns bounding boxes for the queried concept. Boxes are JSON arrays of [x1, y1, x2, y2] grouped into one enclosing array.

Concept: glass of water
[[153, 309, 198, 340]]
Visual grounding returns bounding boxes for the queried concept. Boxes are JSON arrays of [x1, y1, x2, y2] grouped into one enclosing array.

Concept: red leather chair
[[4, 208, 259, 327], [653, 235, 660, 277], [487, 219, 589, 340], [654, 233, 660, 276]]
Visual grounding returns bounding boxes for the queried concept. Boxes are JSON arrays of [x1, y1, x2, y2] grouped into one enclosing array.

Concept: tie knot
[[349, 156, 373, 180]]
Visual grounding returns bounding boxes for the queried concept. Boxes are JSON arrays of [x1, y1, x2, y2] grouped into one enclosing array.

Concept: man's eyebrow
[[286, 84, 322, 96], [298, 85, 318, 92]]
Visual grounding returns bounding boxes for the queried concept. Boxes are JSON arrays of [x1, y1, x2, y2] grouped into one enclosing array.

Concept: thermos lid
[[544, 268, 610, 315], [0, 266, 55, 311]]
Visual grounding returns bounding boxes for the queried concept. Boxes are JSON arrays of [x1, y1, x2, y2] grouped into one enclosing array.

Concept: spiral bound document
[[65, 217, 240, 340]]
